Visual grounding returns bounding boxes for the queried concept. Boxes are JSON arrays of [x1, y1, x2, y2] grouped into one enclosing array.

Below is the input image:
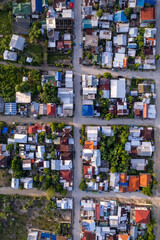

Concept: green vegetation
[[124, 8, 132, 19], [99, 125, 130, 173], [29, 22, 42, 42], [103, 72, 112, 79], [6, 144, 14, 153], [50, 122, 65, 132], [0, 195, 71, 239], [11, 156, 23, 179], [137, 218, 156, 240], [155, 54, 159, 60], [47, 53, 72, 66], [39, 83, 60, 104], [79, 178, 87, 191], [87, 53, 92, 59], [0, 65, 41, 102], [96, 9, 103, 18], [23, 43, 43, 65], [97, 90, 110, 118], [135, 28, 145, 60]]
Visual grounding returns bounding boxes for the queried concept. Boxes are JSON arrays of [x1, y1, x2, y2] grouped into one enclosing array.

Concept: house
[[81, 230, 96, 240], [56, 198, 73, 209], [86, 126, 99, 141], [11, 178, 19, 189], [31, 102, 39, 115], [36, 146, 45, 159], [82, 105, 94, 117], [101, 52, 113, 68], [113, 34, 127, 46], [9, 35, 25, 51], [62, 9, 74, 19], [39, 104, 47, 115], [28, 124, 42, 134], [27, 231, 38, 240], [3, 50, 17, 62], [47, 103, 56, 116], [16, 92, 31, 103], [23, 159, 32, 170], [116, 23, 129, 33], [99, 30, 112, 40], [128, 176, 140, 192], [102, 126, 114, 136], [12, 2, 31, 16], [0, 156, 8, 168], [114, 11, 127, 23], [140, 7, 155, 22], [135, 208, 150, 224], [14, 134, 27, 143], [110, 79, 126, 99], [118, 235, 130, 240], [113, 53, 126, 68], [140, 173, 152, 187], [20, 177, 33, 189], [137, 142, 153, 156], [130, 226, 138, 240], [119, 173, 128, 193], [31, 0, 42, 13], [85, 35, 98, 48], [130, 159, 147, 171], [117, 102, 129, 116]]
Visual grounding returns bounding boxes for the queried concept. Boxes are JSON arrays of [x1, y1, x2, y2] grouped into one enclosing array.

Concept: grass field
[[47, 53, 72, 65], [24, 43, 44, 65], [0, 10, 12, 35]]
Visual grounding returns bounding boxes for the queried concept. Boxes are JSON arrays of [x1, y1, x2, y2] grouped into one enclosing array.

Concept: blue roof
[[114, 10, 127, 23], [83, 19, 92, 29], [136, 0, 144, 7], [82, 105, 93, 117], [56, 72, 61, 81], [41, 232, 51, 238], [119, 182, 129, 186], [32, 0, 42, 13], [2, 127, 7, 134], [127, 43, 137, 49], [51, 235, 57, 240], [144, 0, 156, 5]]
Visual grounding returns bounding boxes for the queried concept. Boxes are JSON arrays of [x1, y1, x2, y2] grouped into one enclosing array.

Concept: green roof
[[92, 55, 101, 64], [12, 2, 31, 15]]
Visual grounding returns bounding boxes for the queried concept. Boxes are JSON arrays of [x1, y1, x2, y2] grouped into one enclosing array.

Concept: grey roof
[[9, 34, 25, 51], [3, 50, 17, 62], [5, 103, 17, 115]]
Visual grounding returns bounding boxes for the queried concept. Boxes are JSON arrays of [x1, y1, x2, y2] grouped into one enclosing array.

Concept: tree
[[79, 179, 87, 191], [106, 113, 114, 121], [103, 72, 112, 79], [96, 9, 103, 18], [142, 185, 152, 196], [37, 85, 42, 93], [94, 3, 99, 10], [39, 83, 60, 104], [43, 152, 47, 159], [87, 53, 92, 59], [124, 8, 132, 19], [34, 175, 39, 182], [39, 175, 44, 183], [11, 156, 23, 178], [29, 22, 42, 42], [6, 144, 14, 153], [155, 54, 159, 60], [46, 186, 56, 200], [50, 151, 56, 159], [110, 166, 116, 173]]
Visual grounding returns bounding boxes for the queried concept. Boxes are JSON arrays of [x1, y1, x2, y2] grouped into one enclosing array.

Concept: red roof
[[141, 7, 155, 21], [60, 170, 72, 182], [28, 124, 42, 134], [47, 103, 56, 116], [128, 176, 140, 192], [136, 209, 150, 224], [83, 166, 95, 176], [95, 204, 100, 221], [70, 2, 74, 8], [81, 231, 96, 240], [57, 41, 64, 49]]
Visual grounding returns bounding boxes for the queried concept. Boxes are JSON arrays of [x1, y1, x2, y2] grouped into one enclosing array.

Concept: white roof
[[46, 17, 56, 29], [3, 50, 17, 61], [20, 177, 33, 189], [102, 126, 114, 136], [129, 27, 138, 37], [11, 178, 19, 189], [148, 105, 156, 119], [14, 134, 27, 143], [16, 92, 31, 103], [9, 34, 25, 51], [111, 79, 126, 99], [62, 9, 74, 19], [113, 53, 126, 68], [27, 231, 38, 240], [113, 34, 127, 46], [43, 161, 50, 168], [101, 52, 113, 68], [51, 159, 60, 170]]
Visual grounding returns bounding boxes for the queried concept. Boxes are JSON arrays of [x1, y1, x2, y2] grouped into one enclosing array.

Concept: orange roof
[[119, 185, 128, 193], [83, 141, 97, 149], [141, 7, 155, 21], [120, 173, 127, 183], [128, 176, 140, 192], [143, 103, 148, 118], [140, 173, 152, 187], [123, 58, 127, 68], [47, 103, 56, 116], [118, 234, 130, 240], [28, 124, 42, 134], [95, 204, 100, 221], [136, 209, 150, 224], [83, 166, 95, 176]]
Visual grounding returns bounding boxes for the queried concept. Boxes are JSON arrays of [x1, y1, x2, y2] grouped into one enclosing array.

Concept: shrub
[[79, 179, 87, 191], [96, 9, 103, 18]]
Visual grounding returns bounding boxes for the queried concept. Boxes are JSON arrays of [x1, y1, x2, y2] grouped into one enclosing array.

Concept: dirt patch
[[0, 169, 10, 187]]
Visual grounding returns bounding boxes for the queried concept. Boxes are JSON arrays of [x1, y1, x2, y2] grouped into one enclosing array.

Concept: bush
[[6, 143, 14, 153], [29, 22, 42, 42], [96, 9, 103, 18], [155, 54, 159, 60], [106, 113, 114, 121], [142, 184, 152, 196], [79, 179, 87, 191], [103, 72, 112, 79], [87, 53, 92, 60], [46, 186, 56, 200]]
